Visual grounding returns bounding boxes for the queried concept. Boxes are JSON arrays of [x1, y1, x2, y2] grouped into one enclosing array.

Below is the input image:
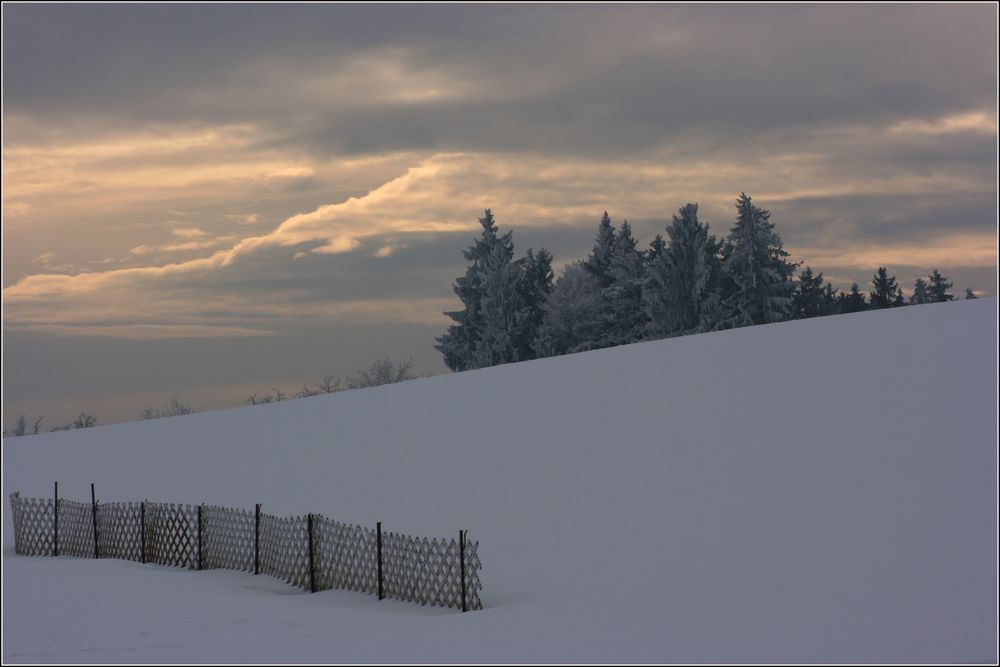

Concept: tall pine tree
[[472, 237, 529, 369], [927, 269, 954, 302], [712, 193, 797, 329], [644, 203, 720, 337], [602, 220, 648, 345], [910, 278, 930, 305], [514, 247, 555, 360], [869, 267, 904, 309], [791, 266, 837, 319], [436, 209, 526, 371], [583, 212, 617, 289], [533, 263, 606, 357]]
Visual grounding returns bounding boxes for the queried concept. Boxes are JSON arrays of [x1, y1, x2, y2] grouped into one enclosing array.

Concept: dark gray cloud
[[5, 4, 995, 157]]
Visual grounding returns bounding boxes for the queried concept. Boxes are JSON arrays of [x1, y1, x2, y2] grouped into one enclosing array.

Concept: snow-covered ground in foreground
[[3, 299, 997, 663]]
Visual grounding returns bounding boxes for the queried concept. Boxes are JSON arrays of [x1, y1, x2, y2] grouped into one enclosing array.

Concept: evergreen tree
[[837, 283, 869, 313], [820, 282, 839, 315], [583, 212, 617, 288], [514, 247, 554, 360], [910, 278, 930, 305], [712, 193, 797, 329], [645, 234, 666, 267], [602, 220, 648, 345], [791, 266, 830, 319], [644, 203, 720, 337], [533, 263, 607, 357], [927, 270, 954, 303], [869, 267, 905, 309], [436, 209, 523, 371], [965, 288, 978, 300], [471, 237, 529, 369]]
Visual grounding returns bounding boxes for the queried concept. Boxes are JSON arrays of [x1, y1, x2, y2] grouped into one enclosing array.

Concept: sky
[[2, 3, 997, 431]]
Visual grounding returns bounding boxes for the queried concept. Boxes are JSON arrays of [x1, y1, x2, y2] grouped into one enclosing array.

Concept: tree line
[[435, 193, 977, 371]]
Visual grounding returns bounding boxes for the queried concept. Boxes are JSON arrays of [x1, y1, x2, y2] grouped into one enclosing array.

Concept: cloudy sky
[[3, 3, 997, 430]]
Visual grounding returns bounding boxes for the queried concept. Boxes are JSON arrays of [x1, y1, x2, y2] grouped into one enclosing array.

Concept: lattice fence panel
[[9, 493, 54, 556], [382, 531, 483, 610], [313, 516, 378, 595], [144, 502, 198, 569], [10, 492, 484, 610], [97, 502, 142, 562], [59, 500, 95, 558], [464, 538, 484, 611], [202, 505, 254, 572], [258, 513, 310, 589]]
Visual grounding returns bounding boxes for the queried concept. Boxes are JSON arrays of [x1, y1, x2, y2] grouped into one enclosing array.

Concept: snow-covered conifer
[[515, 247, 555, 360], [602, 220, 648, 345], [533, 263, 607, 357], [583, 212, 617, 289], [712, 193, 797, 329], [644, 203, 720, 337], [436, 209, 521, 371]]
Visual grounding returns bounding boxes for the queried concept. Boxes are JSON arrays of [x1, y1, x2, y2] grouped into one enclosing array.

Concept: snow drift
[[3, 299, 997, 663]]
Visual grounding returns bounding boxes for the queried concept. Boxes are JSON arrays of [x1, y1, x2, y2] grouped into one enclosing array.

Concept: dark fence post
[[307, 514, 316, 593], [254, 503, 261, 575], [53, 481, 59, 557], [377, 521, 384, 600], [197, 504, 203, 571], [90, 483, 99, 558], [460, 529, 467, 613], [140, 502, 146, 564]]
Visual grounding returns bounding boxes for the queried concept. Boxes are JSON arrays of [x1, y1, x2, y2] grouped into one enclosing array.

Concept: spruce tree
[[869, 267, 905, 309], [602, 220, 648, 345], [644, 203, 720, 337], [436, 209, 522, 371], [838, 282, 869, 313], [713, 193, 797, 329], [791, 266, 829, 319], [533, 263, 606, 357], [927, 270, 954, 302], [645, 234, 666, 267], [821, 282, 839, 315], [583, 211, 617, 289], [472, 237, 529, 369], [910, 278, 930, 305], [514, 247, 554, 360]]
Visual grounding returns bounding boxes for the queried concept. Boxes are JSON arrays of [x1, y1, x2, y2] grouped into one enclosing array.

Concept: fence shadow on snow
[[10, 483, 483, 612]]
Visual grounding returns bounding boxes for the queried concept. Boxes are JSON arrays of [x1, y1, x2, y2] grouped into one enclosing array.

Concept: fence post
[[197, 504, 203, 571], [460, 529, 467, 613], [90, 483, 99, 559], [140, 502, 146, 564], [254, 504, 261, 575], [53, 481, 59, 557], [377, 521, 384, 600], [307, 514, 316, 593]]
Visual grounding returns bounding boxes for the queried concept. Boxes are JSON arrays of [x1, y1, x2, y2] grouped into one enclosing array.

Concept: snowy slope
[[3, 299, 997, 663]]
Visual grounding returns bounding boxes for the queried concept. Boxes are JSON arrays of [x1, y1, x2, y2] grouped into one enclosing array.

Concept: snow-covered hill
[[3, 299, 997, 663]]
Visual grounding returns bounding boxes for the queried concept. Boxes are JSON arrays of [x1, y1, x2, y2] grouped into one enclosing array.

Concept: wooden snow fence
[[9, 489, 483, 611]]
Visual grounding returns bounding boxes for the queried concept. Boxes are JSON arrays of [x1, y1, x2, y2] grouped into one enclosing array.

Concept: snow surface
[[3, 299, 997, 663]]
